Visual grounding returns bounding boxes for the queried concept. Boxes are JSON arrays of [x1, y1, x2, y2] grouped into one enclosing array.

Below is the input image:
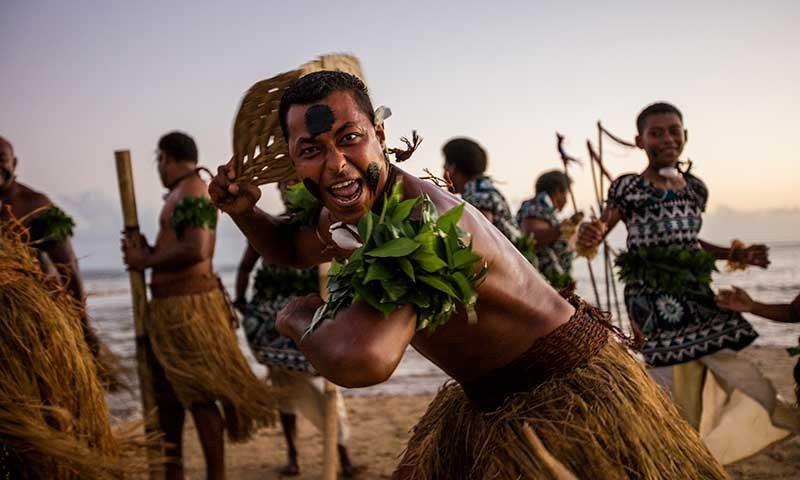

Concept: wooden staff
[[114, 150, 160, 479], [317, 262, 338, 480]]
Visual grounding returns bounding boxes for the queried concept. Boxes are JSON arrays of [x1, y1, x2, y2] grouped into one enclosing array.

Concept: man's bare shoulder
[[11, 182, 52, 215], [397, 170, 461, 212], [177, 176, 210, 199]]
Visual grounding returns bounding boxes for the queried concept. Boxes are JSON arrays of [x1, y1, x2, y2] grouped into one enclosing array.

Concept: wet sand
[[167, 345, 800, 479]]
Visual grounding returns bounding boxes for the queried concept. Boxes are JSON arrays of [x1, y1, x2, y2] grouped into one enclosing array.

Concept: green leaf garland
[[306, 179, 487, 337], [615, 246, 717, 295], [29, 206, 75, 244], [285, 183, 322, 226], [171, 196, 218, 238]]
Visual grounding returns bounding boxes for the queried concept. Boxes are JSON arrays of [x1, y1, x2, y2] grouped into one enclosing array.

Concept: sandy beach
[[166, 345, 800, 479]]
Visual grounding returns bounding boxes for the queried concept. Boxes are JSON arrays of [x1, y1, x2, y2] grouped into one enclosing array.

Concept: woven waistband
[[461, 296, 612, 411], [149, 274, 221, 299]]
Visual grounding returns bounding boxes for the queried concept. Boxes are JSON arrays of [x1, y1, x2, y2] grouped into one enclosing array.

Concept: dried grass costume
[[146, 196, 275, 441], [26, 204, 126, 390], [0, 221, 121, 479]]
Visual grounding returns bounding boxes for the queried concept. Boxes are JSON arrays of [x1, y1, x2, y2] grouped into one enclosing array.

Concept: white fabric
[[654, 349, 799, 465], [269, 368, 350, 443]]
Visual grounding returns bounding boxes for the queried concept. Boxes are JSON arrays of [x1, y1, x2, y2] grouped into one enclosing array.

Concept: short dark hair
[[442, 138, 487, 176], [279, 71, 374, 140], [158, 131, 198, 163], [535, 170, 571, 196], [636, 102, 683, 135]]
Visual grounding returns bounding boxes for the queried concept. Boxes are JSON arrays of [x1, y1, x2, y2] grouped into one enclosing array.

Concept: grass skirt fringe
[[148, 288, 276, 441], [0, 225, 120, 479], [396, 340, 729, 479]]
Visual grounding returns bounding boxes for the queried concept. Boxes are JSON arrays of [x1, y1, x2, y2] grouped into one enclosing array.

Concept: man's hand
[[733, 244, 770, 269], [277, 294, 325, 340], [120, 234, 150, 271], [577, 219, 605, 250], [715, 286, 755, 313], [208, 162, 262, 216]]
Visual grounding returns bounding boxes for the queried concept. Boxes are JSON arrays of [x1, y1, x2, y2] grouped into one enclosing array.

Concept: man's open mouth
[[328, 178, 363, 207]]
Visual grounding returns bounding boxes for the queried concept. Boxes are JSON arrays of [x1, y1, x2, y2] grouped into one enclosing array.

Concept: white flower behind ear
[[329, 221, 363, 250]]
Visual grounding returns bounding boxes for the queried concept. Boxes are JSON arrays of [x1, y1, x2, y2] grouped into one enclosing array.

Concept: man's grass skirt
[[147, 275, 276, 441], [395, 298, 729, 479]]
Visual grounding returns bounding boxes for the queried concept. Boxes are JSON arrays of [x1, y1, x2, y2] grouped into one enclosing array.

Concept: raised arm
[[209, 162, 334, 269], [277, 295, 417, 388]]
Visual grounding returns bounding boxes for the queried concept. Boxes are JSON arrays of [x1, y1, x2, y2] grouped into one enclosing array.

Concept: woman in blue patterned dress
[[578, 102, 797, 464], [516, 170, 583, 289]]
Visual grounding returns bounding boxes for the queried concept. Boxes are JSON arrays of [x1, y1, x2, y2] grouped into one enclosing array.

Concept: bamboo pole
[[317, 262, 338, 480], [114, 150, 160, 479]]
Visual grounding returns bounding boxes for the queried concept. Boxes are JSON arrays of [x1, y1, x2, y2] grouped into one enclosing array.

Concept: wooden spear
[[114, 150, 160, 479], [317, 262, 339, 480]]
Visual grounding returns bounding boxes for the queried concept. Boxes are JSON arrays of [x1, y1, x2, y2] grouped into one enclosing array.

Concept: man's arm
[[277, 295, 417, 388], [229, 207, 333, 269], [149, 227, 213, 270], [209, 163, 334, 269]]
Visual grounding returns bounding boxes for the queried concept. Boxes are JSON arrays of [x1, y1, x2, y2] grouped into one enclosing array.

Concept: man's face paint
[[366, 161, 381, 192], [304, 104, 335, 138]]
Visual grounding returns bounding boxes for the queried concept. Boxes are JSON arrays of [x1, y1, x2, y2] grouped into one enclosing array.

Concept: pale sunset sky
[[2, 0, 798, 267]]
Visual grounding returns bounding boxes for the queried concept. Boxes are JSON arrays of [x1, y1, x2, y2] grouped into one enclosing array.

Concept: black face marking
[[305, 104, 335, 137], [302, 178, 322, 199], [366, 161, 381, 192]]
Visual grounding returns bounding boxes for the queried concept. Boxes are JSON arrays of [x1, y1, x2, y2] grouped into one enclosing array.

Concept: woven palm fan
[[231, 53, 365, 185]]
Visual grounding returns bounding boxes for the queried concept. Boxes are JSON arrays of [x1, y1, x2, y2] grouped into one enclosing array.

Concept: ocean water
[[86, 243, 800, 419]]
